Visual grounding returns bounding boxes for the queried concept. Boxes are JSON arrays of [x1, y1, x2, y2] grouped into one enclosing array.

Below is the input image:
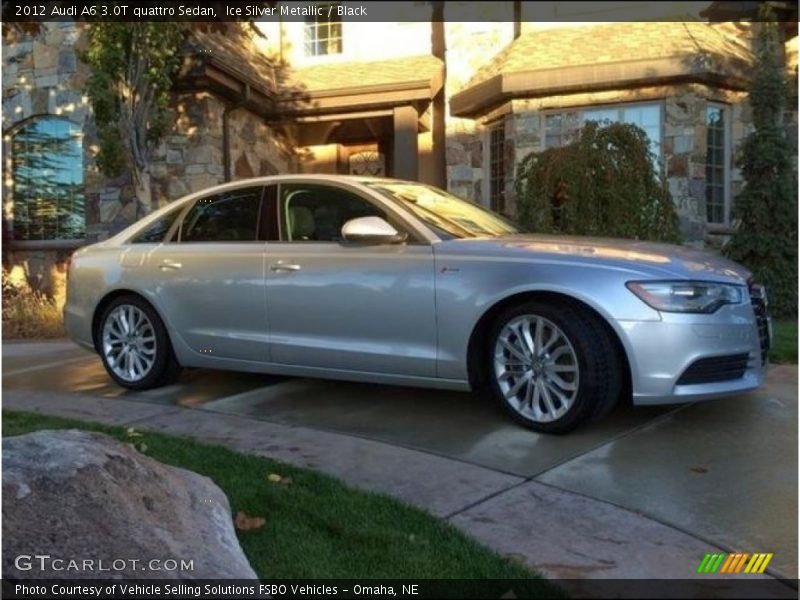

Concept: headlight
[[626, 280, 744, 313]]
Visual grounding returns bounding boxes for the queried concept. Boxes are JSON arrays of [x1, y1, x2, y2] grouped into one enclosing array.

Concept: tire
[[487, 300, 622, 434], [96, 295, 180, 390]]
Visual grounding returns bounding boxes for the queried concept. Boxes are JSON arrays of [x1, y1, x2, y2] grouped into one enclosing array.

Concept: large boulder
[[3, 429, 257, 579]]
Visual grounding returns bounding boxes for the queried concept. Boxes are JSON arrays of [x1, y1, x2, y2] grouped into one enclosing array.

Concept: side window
[[179, 187, 264, 243], [280, 184, 387, 243], [130, 204, 184, 244]]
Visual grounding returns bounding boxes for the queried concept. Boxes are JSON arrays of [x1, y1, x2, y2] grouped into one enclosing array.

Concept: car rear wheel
[[488, 300, 622, 434], [98, 295, 180, 389]]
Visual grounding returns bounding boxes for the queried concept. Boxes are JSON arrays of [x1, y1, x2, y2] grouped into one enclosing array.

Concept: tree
[[724, 10, 797, 317], [83, 23, 185, 217], [514, 121, 680, 242]]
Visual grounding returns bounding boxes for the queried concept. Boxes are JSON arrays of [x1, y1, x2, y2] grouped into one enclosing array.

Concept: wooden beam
[[392, 105, 419, 181]]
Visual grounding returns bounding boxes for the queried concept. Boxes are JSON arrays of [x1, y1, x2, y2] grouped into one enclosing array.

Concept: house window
[[544, 111, 582, 148], [10, 117, 85, 241], [545, 102, 663, 163], [705, 105, 728, 224], [304, 5, 342, 56], [489, 124, 506, 214]]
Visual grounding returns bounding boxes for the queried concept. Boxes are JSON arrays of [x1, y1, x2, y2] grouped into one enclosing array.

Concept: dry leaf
[[267, 473, 282, 483], [126, 428, 143, 438], [235, 511, 266, 531]]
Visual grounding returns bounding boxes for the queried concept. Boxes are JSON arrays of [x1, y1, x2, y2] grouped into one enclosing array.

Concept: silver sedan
[[64, 175, 770, 433]]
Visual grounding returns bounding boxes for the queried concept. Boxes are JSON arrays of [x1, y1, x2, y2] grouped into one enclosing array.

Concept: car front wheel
[[488, 300, 622, 434], [98, 295, 180, 389]]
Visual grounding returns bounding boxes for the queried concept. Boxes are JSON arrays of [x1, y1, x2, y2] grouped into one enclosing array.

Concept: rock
[[167, 178, 188, 199], [98, 198, 122, 224], [32, 43, 58, 71], [30, 88, 49, 114], [166, 149, 183, 164], [3, 430, 257, 579], [58, 49, 77, 73], [234, 154, 254, 178], [185, 145, 212, 164], [259, 159, 278, 177]]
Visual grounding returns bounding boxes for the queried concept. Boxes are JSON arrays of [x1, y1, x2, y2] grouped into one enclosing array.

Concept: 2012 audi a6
[[64, 175, 771, 433]]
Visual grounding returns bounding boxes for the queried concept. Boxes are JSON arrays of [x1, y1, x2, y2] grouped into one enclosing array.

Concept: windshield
[[364, 181, 520, 239]]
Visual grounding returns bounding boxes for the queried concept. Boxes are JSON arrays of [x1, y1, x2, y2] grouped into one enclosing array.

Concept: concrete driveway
[[3, 340, 797, 584]]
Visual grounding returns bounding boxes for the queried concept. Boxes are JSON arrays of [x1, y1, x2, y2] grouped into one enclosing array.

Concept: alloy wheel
[[493, 315, 580, 423], [102, 304, 157, 382]]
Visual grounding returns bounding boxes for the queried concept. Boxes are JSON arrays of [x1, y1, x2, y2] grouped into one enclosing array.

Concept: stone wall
[[151, 92, 225, 210], [1, 23, 88, 133], [227, 106, 291, 180], [445, 122, 484, 204], [662, 90, 708, 244]]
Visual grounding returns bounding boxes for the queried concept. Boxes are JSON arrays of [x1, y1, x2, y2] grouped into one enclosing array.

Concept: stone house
[[2, 3, 797, 293], [450, 20, 759, 245]]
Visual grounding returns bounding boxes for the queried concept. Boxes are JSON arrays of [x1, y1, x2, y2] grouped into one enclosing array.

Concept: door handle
[[270, 261, 301, 272], [158, 259, 182, 271]]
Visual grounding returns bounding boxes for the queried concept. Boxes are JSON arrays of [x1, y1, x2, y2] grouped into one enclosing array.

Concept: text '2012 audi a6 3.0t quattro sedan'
[[64, 175, 771, 433]]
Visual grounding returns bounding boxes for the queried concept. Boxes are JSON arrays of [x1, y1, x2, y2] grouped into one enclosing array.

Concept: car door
[[147, 184, 271, 363], [265, 181, 437, 377]]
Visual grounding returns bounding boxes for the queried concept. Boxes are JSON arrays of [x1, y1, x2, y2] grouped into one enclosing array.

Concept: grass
[[770, 319, 798, 364], [3, 410, 562, 597], [2, 287, 65, 339]]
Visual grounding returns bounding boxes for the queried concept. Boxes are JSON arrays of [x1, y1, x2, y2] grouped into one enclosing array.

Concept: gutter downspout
[[222, 84, 251, 182]]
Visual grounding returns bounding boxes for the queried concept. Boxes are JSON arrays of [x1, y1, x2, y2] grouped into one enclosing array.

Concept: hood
[[439, 233, 752, 284]]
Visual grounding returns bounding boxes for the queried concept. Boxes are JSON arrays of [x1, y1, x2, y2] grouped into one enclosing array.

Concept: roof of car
[[175, 174, 419, 192]]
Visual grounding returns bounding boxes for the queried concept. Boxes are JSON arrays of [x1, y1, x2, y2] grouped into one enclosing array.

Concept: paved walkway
[[2, 341, 797, 594]]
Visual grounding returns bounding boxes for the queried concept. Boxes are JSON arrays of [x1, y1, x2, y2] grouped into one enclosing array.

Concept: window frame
[[704, 102, 732, 228], [303, 4, 343, 57], [488, 122, 506, 215], [542, 100, 666, 169], [9, 115, 86, 243]]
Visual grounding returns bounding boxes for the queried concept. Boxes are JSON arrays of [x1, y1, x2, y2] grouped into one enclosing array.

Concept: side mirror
[[341, 216, 407, 244]]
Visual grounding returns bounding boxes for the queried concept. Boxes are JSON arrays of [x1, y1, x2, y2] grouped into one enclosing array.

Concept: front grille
[[677, 353, 750, 386], [750, 283, 771, 365]]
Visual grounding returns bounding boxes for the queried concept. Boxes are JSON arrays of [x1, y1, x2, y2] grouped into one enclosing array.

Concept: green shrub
[[515, 121, 681, 243], [2, 269, 65, 339], [724, 13, 797, 318]]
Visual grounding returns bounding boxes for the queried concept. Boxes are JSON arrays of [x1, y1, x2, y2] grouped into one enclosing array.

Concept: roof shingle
[[291, 55, 444, 93], [184, 27, 278, 96], [465, 21, 753, 89]]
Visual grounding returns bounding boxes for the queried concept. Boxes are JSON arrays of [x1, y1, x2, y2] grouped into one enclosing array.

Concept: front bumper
[[622, 301, 770, 406]]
